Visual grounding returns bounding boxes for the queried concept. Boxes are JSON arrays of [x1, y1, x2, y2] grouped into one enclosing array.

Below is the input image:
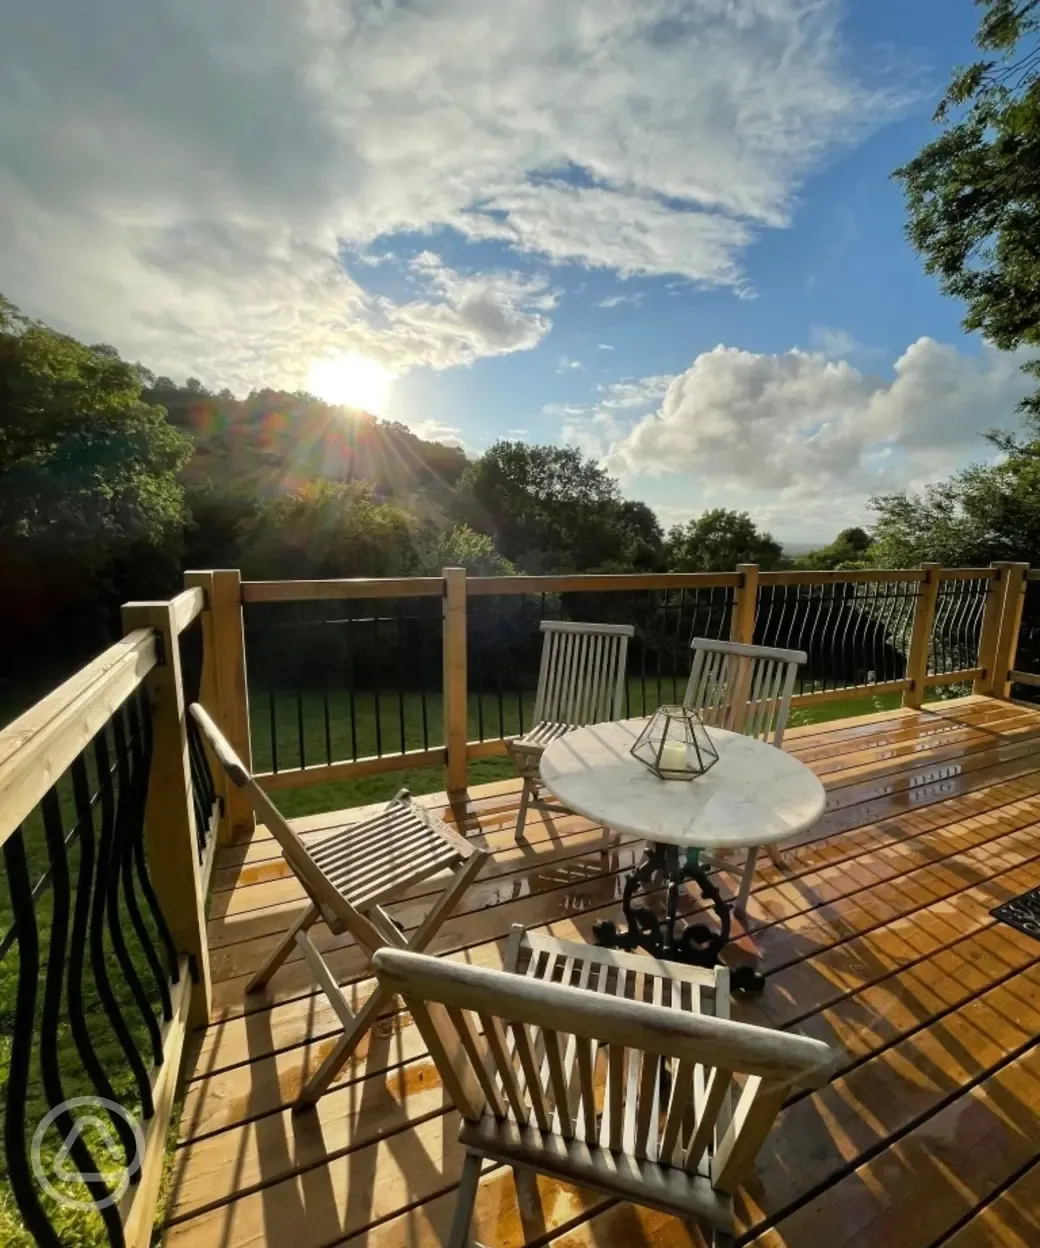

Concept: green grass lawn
[[260, 682, 960, 819]]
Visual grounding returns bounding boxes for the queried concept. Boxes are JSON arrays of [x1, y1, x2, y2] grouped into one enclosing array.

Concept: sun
[[307, 352, 396, 413]]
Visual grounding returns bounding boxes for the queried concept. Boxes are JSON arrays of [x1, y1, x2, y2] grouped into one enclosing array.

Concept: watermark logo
[[31, 1097, 144, 1211]]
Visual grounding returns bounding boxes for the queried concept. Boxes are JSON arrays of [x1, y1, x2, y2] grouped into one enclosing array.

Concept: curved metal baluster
[[126, 694, 179, 987], [67, 755, 140, 1166], [114, 703, 174, 1025], [3, 829, 64, 1247], [38, 790, 129, 1242], [96, 723, 164, 1075], [90, 730, 153, 1116]]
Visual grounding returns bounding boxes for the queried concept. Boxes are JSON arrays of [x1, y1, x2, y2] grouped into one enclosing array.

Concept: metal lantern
[[630, 704, 719, 780]]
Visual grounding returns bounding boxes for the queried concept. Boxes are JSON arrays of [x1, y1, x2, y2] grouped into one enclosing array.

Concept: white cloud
[[557, 356, 584, 373], [597, 292, 646, 310], [407, 420, 466, 448], [597, 375, 675, 409], [0, 0, 905, 389], [602, 340, 1035, 528], [598, 343, 615, 351]]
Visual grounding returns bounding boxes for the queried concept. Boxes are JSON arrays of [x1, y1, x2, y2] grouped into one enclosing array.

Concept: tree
[[869, 436, 1040, 568], [894, 0, 1040, 414], [665, 509, 783, 572], [418, 524, 516, 577], [796, 526, 873, 570], [0, 296, 192, 651], [238, 480, 419, 580], [458, 441, 662, 572]]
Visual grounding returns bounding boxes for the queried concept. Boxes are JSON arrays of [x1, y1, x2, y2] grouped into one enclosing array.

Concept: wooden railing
[[186, 561, 1030, 801], [0, 588, 213, 1248]]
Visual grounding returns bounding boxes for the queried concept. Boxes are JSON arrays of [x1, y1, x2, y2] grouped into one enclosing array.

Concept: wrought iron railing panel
[[467, 585, 734, 740], [0, 687, 178, 1247], [1011, 576, 1040, 702], [178, 618, 219, 858], [243, 594, 444, 772], [927, 575, 990, 677], [753, 578, 918, 694]]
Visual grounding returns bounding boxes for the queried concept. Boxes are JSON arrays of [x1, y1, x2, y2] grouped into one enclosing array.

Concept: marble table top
[[539, 718, 826, 851]]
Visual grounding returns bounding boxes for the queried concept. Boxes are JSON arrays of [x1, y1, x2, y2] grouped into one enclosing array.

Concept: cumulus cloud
[[0, 0, 905, 389], [604, 339, 1036, 506]]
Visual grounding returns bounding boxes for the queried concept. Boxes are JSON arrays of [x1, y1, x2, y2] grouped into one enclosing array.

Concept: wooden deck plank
[[169, 695, 1040, 1248]]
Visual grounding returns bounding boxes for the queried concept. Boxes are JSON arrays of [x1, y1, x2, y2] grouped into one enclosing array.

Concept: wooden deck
[[167, 694, 1040, 1248]]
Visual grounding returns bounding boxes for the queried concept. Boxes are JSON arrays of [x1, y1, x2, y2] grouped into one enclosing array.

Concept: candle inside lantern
[[659, 740, 688, 772]]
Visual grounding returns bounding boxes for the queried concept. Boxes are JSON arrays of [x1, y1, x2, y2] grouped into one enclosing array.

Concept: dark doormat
[[991, 886, 1040, 941]]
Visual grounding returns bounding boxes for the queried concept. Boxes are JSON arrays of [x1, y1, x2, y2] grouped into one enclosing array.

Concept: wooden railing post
[[730, 563, 759, 645], [208, 569, 254, 842], [991, 562, 1030, 699], [443, 566, 469, 793], [903, 563, 942, 709], [121, 600, 212, 1029], [973, 563, 1011, 696]]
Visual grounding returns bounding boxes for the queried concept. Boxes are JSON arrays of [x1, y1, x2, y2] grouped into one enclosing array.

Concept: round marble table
[[540, 718, 826, 990]]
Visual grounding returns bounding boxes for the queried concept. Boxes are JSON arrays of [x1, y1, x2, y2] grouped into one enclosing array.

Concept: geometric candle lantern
[[630, 704, 720, 780]]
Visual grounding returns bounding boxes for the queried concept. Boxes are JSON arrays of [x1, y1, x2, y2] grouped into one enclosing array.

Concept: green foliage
[[0, 298, 191, 559], [794, 527, 873, 570], [239, 480, 420, 580], [459, 441, 663, 573], [869, 429, 1040, 567], [894, 0, 1040, 413], [664, 508, 784, 572], [0, 297, 192, 655], [419, 524, 516, 577]]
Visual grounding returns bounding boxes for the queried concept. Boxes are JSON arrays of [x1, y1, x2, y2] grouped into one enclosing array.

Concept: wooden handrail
[[242, 577, 445, 602], [171, 585, 205, 633], [0, 629, 158, 842], [757, 568, 925, 586], [468, 572, 741, 596]]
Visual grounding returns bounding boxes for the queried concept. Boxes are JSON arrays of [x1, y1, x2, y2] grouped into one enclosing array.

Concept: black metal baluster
[[418, 600, 430, 751], [38, 791, 129, 1240], [125, 696, 178, 991], [669, 589, 682, 701], [396, 602, 407, 754], [472, 599, 485, 742], [67, 755, 140, 1168], [346, 607, 359, 760], [90, 732, 153, 1116], [98, 725, 163, 1070], [268, 690, 278, 775], [3, 829, 65, 1248], [296, 687, 306, 771], [372, 609, 383, 757]]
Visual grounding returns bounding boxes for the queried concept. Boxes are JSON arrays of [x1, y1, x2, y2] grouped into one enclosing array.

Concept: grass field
[[258, 682, 921, 818]]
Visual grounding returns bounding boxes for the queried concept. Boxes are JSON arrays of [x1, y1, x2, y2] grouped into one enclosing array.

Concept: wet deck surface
[[167, 695, 1040, 1248]]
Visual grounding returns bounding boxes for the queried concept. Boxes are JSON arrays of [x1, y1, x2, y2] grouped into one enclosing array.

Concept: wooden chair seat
[[307, 800, 466, 910], [373, 926, 835, 1247]]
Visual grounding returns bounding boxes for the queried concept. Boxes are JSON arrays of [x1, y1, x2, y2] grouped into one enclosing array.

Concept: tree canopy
[[894, 0, 1040, 413], [664, 509, 783, 573]]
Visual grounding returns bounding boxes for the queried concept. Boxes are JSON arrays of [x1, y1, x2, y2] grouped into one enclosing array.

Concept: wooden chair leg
[[767, 842, 785, 868], [294, 983, 391, 1112], [515, 776, 535, 841], [246, 903, 319, 993], [734, 846, 759, 918], [446, 1150, 482, 1248]]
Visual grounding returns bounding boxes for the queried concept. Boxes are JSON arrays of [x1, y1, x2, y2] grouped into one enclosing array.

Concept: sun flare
[[307, 352, 396, 413]]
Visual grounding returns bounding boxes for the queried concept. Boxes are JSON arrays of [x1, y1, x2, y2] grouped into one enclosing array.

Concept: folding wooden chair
[[507, 620, 634, 840], [684, 638, 806, 912], [189, 703, 488, 1111], [373, 925, 835, 1247]]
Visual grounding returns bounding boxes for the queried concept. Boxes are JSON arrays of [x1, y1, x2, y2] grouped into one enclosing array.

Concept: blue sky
[[2, 0, 1032, 542]]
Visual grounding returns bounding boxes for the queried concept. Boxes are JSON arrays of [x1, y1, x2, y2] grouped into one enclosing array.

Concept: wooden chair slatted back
[[533, 621, 634, 728], [373, 940, 833, 1194], [684, 638, 805, 746]]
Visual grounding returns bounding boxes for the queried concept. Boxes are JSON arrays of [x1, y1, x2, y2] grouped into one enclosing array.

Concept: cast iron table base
[[592, 841, 764, 993]]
